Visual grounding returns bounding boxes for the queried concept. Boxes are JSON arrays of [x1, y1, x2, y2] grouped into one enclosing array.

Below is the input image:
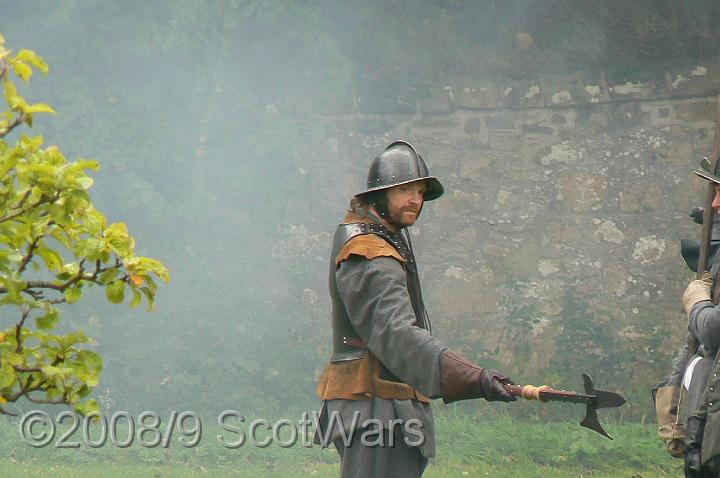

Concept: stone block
[[418, 86, 454, 114], [540, 72, 611, 107], [460, 155, 495, 181], [429, 280, 497, 316], [607, 80, 658, 100], [631, 235, 668, 265], [349, 119, 394, 136], [539, 144, 585, 166], [619, 191, 642, 213], [464, 117, 483, 135], [454, 83, 500, 109], [522, 125, 554, 135], [315, 91, 357, 114], [641, 184, 663, 210], [605, 68, 668, 99], [488, 132, 523, 151], [486, 114, 516, 130], [355, 80, 416, 114], [551, 113, 567, 125], [576, 107, 609, 129], [433, 191, 464, 218], [606, 103, 644, 130], [412, 118, 460, 130], [640, 102, 677, 128], [555, 172, 608, 213], [669, 64, 720, 97], [654, 141, 693, 166], [582, 83, 609, 104], [674, 100, 717, 123], [508, 82, 544, 108]]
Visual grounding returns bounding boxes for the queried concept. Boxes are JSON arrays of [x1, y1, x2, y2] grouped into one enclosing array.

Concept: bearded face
[[384, 181, 427, 229]]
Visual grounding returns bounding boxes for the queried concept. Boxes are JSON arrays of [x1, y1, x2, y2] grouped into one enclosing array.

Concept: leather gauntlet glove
[[683, 276, 712, 319], [684, 415, 706, 478], [440, 350, 516, 403]]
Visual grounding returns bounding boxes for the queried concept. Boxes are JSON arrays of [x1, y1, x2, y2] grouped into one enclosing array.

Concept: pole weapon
[[685, 105, 720, 359], [696, 105, 720, 279], [504, 374, 626, 440]]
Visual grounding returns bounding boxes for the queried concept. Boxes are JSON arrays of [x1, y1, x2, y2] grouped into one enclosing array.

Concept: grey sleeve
[[689, 300, 720, 352], [336, 255, 447, 398]]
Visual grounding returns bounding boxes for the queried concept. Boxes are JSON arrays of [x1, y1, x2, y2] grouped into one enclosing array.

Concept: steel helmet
[[357, 140, 444, 201]]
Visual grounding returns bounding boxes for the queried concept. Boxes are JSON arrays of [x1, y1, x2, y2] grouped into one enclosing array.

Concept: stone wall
[[298, 62, 720, 414]]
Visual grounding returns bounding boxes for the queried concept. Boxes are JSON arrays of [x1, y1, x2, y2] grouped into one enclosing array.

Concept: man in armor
[[683, 168, 720, 477], [315, 140, 516, 477]]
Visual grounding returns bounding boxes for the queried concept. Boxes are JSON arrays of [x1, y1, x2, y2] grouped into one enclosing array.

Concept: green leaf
[[76, 385, 91, 398], [75, 176, 93, 190], [105, 222, 128, 237], [41, 365, 62, 378], [37, 246, 63, 272], [3, 80, 27, 112], [98, 268, 120, 285], [105, 280, 125, 304], [139, 286, 155, 311], [5, 353, 23, 366], [3, 79, 18, 103], [81, 350, 103, 372], [12, 60, 32, 82], [25, 103, 56, 114], [64, 287, 82, 304], [104, 222, 133, 256], [0, 362, 16, 388], [36, 309, 59, 330], [130, 288, 142, 308], [68, 159, 100, 172], [74, 399, 100, 416], [16, 49, 49, 75], [136, 257, 170, 282]]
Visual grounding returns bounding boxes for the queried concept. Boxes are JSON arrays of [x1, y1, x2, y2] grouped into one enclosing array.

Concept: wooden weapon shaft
[[697, 103, 720, 278]]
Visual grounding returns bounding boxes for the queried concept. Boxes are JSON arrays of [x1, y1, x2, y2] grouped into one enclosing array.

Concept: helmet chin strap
[[364, 206, 384, 225]]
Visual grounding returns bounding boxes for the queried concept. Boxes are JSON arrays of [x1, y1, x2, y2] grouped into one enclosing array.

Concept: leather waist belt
[[341, 336, 402, 383], [342, 336, 368, 350]]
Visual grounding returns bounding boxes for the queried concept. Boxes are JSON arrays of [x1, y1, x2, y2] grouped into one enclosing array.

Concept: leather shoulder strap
[[336, 233, 405, 266], [333, 223, 406, 267]]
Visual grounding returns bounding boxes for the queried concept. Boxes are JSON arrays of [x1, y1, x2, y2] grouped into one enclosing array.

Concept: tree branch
[[11, 190, 32, 210], [0, 192, 60, 224], [0, 113, 27, 139], [2, 258, 116, 304], [6, 382, 44, 402], [25, 394, 69, 405], [13, 365, 42, 373], [15, 307, 31, 353], [17, 233, 43, 275]]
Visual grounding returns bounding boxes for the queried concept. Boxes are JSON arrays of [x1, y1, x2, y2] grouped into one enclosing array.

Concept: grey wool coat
[[316, 253, 448, 464], [689, 252, 720, 466]]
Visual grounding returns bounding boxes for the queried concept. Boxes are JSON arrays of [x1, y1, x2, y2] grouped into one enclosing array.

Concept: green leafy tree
[[0, 34, 169, 415]]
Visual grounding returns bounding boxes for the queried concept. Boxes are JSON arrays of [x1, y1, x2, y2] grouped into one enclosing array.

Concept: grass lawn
[[0, 413, 682, 477]]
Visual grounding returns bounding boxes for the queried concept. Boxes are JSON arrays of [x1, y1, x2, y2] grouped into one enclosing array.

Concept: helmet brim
[[356, 177, 444, 201], [694, 169, 720, 185]]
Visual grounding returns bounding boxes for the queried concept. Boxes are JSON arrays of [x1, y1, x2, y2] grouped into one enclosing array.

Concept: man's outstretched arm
[[337, 255, 515, 402]]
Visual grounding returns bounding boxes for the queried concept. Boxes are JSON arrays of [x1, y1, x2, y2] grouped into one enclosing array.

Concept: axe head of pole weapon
[[582, 373, 627, 409], [580, 406, 613, 440], [579, 373, 627, 440]]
